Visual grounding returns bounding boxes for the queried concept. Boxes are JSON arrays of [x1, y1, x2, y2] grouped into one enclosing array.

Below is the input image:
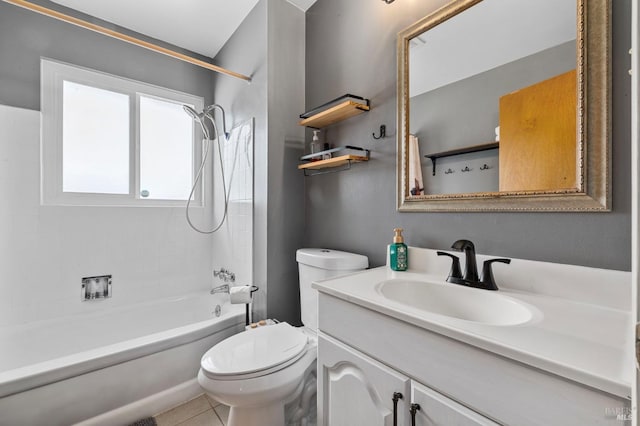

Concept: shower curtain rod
[[3, 0, 252, 83]]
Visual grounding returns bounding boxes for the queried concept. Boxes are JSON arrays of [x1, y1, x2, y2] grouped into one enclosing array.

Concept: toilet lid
[[201, 322, 308, 378]]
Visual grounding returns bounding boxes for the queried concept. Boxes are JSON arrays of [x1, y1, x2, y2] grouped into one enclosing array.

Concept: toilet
[[198, 248, 368, 426]]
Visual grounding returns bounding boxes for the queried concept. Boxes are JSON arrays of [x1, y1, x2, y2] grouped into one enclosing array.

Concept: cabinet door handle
[[410, 403, 421, 426], [392, 392, 403, 426]]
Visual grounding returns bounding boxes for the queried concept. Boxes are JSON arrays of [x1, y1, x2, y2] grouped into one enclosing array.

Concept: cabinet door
[[318, 333, 411, 426], [411, 381, 499, 426]]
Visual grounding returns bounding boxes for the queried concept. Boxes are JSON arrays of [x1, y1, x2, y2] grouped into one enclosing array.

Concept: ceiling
[[50, 0, 317, 59]]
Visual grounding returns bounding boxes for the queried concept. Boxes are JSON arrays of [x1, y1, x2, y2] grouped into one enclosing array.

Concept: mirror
[[397, 0, 610, 212]]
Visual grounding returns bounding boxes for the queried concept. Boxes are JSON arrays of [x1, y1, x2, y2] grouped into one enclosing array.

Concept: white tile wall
[[0, 104, 216, 326]]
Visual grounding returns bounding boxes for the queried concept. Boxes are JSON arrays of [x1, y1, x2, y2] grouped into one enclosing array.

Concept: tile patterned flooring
[[154, 395, 229, 426]]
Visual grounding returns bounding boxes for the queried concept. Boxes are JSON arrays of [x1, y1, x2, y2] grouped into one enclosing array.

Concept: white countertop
[[312, 247, 632, 399]]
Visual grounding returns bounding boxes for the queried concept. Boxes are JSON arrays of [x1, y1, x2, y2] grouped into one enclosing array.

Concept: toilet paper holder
[[211, 284, 259, 325], [245, 286, 259, 325]]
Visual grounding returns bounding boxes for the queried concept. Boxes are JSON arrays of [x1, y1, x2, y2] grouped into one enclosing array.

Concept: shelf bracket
[[430, 157, 437, 176]]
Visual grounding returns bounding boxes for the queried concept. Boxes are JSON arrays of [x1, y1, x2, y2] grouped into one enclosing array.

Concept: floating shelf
[[424, 142, 499, 176], [299, 95, 370, 129], [297, 95, 371, 176], [298, 154, 369, 176]]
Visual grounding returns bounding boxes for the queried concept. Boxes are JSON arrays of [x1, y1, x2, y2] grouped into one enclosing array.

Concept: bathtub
[[0, 291, 245, 426]]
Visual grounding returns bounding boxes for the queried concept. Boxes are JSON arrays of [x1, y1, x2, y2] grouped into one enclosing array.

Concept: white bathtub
[[0, 291, 245, 426]]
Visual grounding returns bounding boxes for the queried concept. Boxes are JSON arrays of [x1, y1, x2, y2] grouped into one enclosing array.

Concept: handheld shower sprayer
[[183, 105, 210, 140], [203, 104, 229, 140], [182, 103, 233, 234], [183, 104, 229, 141]]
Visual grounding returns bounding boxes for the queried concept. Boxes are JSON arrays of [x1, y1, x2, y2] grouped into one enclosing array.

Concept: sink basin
[[376, 279, 534, 326]]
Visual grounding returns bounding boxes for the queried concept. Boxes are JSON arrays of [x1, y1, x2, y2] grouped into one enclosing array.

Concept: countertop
[[311, 247, 632, 399]]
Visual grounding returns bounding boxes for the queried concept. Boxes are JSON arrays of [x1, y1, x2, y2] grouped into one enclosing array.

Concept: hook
[[480, 164, 491, 171], [444, 168, 455, 175], [461, 166, 472, 172], [372, 125, 386, 140]]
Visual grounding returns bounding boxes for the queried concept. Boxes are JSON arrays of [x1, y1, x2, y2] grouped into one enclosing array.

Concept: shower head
[[183, 105, 210, 140]]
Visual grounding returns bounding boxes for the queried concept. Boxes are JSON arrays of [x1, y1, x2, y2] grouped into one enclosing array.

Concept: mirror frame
[[397, 0, 610, 212]]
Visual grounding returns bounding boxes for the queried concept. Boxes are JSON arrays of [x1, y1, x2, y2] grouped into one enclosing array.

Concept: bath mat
[[127, 417, 157, 426]]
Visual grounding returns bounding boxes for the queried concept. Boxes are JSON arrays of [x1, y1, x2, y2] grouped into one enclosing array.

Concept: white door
[[317, 333, 411, 426], [410, 381, 499, 426]]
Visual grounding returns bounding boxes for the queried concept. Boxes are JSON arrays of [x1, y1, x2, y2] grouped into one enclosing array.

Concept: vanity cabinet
[[318, 334, 410, 425], [316, 292, 628, 426], [411, 381, 498, 426], [318, 333, 498, 426]]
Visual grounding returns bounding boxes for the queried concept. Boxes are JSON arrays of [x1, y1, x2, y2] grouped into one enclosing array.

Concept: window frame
[[41, 58, 206, 207]]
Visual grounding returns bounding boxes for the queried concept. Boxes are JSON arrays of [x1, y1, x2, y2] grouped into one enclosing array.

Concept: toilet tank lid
[[296, 248, 369, 270]]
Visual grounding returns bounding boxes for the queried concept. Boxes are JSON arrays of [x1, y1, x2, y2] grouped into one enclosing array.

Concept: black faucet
[[451, 239, 479, 283], [437, 239, 511, 290]]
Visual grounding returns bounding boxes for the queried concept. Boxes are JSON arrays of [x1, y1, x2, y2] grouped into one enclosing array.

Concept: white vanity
[[312, 247, 631, 425]]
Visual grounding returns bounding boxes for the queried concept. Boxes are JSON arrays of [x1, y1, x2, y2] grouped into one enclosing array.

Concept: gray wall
[[265, 0, 306, 324], [214, 0, 305, 325], [0, 1, 214, 109], [305, 0, 631, 271], [211, 1, 268, 320]]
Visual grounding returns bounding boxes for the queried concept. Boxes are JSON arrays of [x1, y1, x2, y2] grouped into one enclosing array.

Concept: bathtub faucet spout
[[210, 284, 230, 295]]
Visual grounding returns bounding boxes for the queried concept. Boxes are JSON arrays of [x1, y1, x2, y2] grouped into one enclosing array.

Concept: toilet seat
[[201, 322, 309, 380]]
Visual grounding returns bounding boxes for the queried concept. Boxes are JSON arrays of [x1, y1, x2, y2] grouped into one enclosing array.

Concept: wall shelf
[[299, 95, 370, 129], [298, 95, 371, 176], [298, 154, 369, 176], [424, 142, 499, 176]]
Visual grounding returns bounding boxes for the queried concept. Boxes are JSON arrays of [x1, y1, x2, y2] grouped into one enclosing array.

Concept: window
[[41, 58, 205, 206], [62, 80, 130, 195], [139, 95, 194, 200]]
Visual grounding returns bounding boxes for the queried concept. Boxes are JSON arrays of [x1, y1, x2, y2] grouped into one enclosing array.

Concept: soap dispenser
[[311, 130, 322, 157], [389, 228, 408, 271]]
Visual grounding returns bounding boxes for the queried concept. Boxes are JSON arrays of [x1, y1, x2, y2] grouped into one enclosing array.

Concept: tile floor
[[154, 394, 229, 426]]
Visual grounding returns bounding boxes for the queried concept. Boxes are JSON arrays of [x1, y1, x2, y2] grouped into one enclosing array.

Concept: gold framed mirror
[[397, 0, 610, 212]]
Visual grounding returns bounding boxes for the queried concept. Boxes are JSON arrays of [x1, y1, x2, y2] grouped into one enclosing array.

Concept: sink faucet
[[437, 239, 511, 290], [451, 239, 479, 283]]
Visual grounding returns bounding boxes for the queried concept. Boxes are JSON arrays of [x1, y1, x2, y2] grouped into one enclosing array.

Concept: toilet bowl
[[198, 249, 368, 426], [199, 323, 316, 426]]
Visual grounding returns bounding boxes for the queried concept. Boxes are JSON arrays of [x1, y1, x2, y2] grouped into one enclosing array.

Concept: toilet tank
[[296, 248, 368, 331]]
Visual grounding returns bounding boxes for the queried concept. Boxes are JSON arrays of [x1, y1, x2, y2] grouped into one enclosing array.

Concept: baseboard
[[75, 379, 203, 426]]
